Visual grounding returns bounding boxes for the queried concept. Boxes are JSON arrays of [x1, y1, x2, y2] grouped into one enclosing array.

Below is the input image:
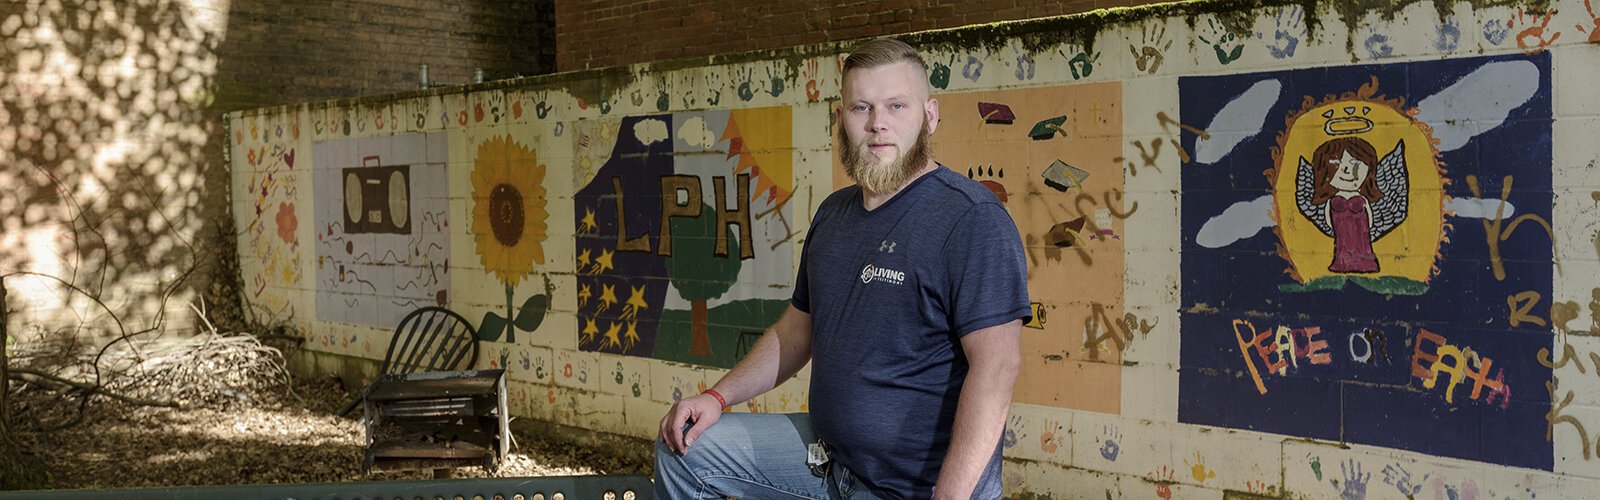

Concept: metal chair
[[337, 306, 479, 417]]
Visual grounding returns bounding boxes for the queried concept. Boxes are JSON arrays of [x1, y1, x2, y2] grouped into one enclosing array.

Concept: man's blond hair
[[843, 38, 929, 95]]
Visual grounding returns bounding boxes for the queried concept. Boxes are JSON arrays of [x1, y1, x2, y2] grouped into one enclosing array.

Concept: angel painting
[[1295, 137, 1409, 273]]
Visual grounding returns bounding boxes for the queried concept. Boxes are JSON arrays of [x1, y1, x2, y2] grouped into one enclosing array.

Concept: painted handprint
[[1259, 5, 1305, 59], [961, 55, 984, 82], [1245, 480, 1271, 494], [1364, 27, 1394, 58], [1484, 18, 1511, 45], [802, 59, 821, 101], [1382, 463, 1425, 497], [1131, 22, 1173, 73], [1040, 418, 1063, 453], [1436, 16, 1462, 51], [930, 55, 955, 89], [1184, 452, 1216, 483], [736, 67, 756, 102], [766, 66, 784, 97], [1332, 459, 1369, 500], [535, 98, 553, 120], [1511, 7, 1563, 53], [1003, 415, 1026, 449], [1151, 465, 1176, 500], [705, 71, 724, 106], [1062, 49, 1101, 80], [1578, 0, 1600, 43], [680, 74, 697, 108], [1014, 53, 1035, 81], [488, 92, 504, 122], [1198, 18, 1245, 64], [1097, 425, 1122, 461]]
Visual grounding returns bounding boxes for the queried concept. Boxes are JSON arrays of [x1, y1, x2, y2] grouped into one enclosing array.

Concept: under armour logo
[[879, 240, 897, 253]]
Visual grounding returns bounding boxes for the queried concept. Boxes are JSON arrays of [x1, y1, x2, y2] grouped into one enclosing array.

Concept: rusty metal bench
[[336, 306, 507, 474], [363, 368, 508, 473]]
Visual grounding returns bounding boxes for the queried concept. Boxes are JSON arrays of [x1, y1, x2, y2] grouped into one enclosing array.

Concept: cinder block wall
[[232, 0, 1600, 497], [0, 0, 552, 338]]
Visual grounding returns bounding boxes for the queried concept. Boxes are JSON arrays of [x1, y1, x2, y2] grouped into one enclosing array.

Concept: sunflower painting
[[471, 135, 553, 343]]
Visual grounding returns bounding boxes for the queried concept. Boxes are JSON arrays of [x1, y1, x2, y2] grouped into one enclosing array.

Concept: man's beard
[[839, 121, 933, 195]]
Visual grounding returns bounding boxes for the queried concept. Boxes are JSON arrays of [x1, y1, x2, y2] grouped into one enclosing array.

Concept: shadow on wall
[[0, 0, 230, 341]]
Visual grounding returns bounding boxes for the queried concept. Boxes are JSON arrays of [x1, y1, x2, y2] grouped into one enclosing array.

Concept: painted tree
[[665, 202, 742, 358]]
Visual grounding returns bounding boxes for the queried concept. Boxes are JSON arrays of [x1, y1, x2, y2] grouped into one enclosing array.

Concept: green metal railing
[[1, 475, 652, 500]]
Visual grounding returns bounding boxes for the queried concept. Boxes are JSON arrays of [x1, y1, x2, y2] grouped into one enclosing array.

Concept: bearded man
[[654, 38, 1029, 500]]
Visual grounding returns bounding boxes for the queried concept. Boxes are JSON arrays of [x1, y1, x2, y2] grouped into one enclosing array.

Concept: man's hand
[[657, 393, 724, 454]]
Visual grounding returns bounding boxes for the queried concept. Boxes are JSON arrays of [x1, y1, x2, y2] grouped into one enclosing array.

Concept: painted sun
[[471, 135, 549, 288]]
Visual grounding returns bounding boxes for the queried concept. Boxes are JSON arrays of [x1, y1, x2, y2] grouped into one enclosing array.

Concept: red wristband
[[703, 389, 728, 408]]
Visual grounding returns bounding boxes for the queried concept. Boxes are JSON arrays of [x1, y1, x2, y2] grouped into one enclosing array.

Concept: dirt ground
[[11, 378, 654, 490]]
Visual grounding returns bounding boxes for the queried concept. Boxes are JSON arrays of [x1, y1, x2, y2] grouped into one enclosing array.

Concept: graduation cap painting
[[978, 102, 1015, 124], [1042, 159, 1090, 191], [1029, 115, 1068, 140], [1048, 217, 1088, 247]]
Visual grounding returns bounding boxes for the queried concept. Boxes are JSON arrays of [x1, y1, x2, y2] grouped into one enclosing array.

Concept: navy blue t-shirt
[[792, 166, 1031, 498]]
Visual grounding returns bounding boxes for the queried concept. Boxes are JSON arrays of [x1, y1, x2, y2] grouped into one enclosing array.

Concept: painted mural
[[896, 84, 1127, 413], [228, 1, 1600, 497], [1178, 53, 1554, 470], [237, 114, 302, 318], [573, 108, 796, 368], [466, 133, 553, 345], [312, 132, 452, 329]]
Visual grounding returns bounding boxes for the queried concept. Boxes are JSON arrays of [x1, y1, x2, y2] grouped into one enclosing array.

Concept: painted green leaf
[[478, 311, 510, 342], [513, 293, 549, 332]]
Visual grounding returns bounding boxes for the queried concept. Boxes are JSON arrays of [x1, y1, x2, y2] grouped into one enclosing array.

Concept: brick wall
[[214, 0, 556, 111], [555, 0, 1151, 71]]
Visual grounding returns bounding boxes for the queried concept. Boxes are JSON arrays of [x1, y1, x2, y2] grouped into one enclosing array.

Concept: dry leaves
[[16, 377, 651, 489], [8, 327, 651, 490]]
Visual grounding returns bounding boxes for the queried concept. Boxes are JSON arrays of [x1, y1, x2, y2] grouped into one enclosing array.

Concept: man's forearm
[[936, 322, 1022, 499], [708, 306, 812, 406]]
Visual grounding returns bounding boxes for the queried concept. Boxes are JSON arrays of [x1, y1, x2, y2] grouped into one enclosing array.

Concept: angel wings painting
[[1295, 137, 1409, 273]]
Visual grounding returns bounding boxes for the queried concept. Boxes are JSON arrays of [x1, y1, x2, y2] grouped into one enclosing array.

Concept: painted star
[[621, 284, 649, 320], [623, 320, 640, 349], [580, 317, 600, 343], [577, 283, 592, 307], [579, 208, 598, 234], [596, 283, 618, 314], [600, 321, 623, 350], [576, 248, 592, 271], [593, 249, 615, 274]]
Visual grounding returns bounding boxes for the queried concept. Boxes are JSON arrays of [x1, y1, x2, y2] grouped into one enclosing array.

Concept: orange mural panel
[[834, 82, 1126, 412]]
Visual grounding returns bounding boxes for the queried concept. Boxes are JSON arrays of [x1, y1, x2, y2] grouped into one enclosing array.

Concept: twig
[[8, 368, 178, 408]]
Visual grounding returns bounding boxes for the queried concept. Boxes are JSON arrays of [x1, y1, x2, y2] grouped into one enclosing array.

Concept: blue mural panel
[[574, 110, 795, 368], [1178, 53, 1553, 470]]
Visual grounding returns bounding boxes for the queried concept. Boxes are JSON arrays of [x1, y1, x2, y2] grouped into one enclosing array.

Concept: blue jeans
[[653, 413, 880, 499]]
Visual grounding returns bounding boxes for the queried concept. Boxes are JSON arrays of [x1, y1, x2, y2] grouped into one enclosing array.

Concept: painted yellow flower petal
[[468, 134, 550, 289]]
